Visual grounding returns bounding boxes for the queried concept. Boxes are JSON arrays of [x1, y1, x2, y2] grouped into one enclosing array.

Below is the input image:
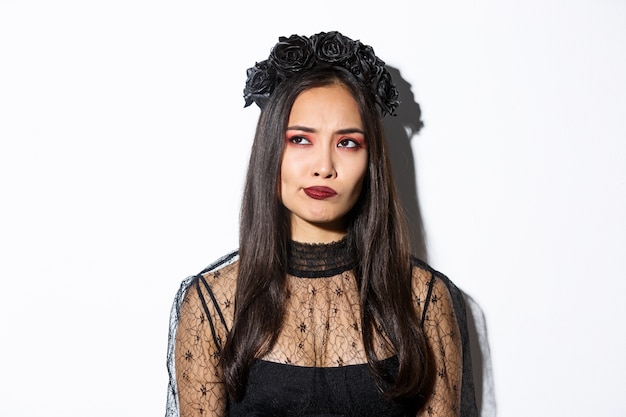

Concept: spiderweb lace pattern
[[165, 242, 476, 416]]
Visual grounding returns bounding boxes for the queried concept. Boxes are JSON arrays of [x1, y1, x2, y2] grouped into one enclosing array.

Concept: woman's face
[[280, 84, 368, 242]]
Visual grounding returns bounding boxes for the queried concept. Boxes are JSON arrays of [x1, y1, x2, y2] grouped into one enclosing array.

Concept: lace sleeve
[[172, 276, 228, 417], [415, 272, 463, 416], [165, 253, 239, 417]]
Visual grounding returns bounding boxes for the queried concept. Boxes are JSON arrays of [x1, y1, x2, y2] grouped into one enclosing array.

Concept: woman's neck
[[287, 237, 356, 278], [290, 218, 346, 244]]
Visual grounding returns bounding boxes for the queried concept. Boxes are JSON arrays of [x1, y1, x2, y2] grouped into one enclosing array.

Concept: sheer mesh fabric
[[166, 241, 467, 416]]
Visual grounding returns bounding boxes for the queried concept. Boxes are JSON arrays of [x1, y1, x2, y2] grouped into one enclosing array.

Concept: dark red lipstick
[[303, 186, 337, 200]]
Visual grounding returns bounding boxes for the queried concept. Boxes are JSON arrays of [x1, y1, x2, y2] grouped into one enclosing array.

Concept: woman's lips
[[303, 186, 337, 200]]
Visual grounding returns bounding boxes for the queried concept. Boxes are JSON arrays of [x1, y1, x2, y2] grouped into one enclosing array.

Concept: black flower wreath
[[243, 31, 400, 116]]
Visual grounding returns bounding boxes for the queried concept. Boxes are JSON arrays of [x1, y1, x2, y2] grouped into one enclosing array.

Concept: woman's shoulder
[[196, 249, 240, 278], [185, 249, 239, 284], [409, 257, 464, 319], [410, 256, 461, 297], [197, 250, 240, 284], [175, 250, 240, 310], [410, 257, 443, 291]]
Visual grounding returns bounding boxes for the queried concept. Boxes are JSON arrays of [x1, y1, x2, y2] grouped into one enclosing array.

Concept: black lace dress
[[165, 239, 477, 416]]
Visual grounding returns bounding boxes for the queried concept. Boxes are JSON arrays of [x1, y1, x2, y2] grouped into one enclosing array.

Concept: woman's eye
[[337, 138, 359, 148], [288, 136, 311, 145]]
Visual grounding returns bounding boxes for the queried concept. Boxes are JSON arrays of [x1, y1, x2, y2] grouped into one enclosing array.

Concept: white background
[[1, 1, 625, 416]]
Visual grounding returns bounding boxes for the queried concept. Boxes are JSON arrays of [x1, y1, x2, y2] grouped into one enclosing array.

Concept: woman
[[165, 31, 477, 416]]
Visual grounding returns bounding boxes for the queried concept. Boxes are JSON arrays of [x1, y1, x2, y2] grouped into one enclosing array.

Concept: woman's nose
[[312, 147, 336, 179]]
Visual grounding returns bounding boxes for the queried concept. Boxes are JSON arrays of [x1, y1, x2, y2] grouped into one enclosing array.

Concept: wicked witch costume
[[165, 32, 478, 417], [166, 241, 478, 416]]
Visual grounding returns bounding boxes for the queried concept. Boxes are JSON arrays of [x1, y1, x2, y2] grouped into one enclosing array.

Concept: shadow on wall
[[384, 65, 497, 417]]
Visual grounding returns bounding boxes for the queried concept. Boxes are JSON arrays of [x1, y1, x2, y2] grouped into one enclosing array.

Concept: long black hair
[[221, 67, 431, 401]]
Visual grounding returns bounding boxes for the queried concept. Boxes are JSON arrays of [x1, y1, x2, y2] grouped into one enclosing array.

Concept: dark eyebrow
[[286, 126, 365, 135], [286, 125, 316, 133], [336, 128, 365, 135]]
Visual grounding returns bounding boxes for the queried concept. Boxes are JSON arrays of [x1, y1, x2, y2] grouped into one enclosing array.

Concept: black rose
[[311, 31, 357, 64], [345, 42, 378, 83], [371, 67, 400, 116], [268, 35, 314, 77], [243, 31, 401, 117], [243, 60, 277, 108]]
